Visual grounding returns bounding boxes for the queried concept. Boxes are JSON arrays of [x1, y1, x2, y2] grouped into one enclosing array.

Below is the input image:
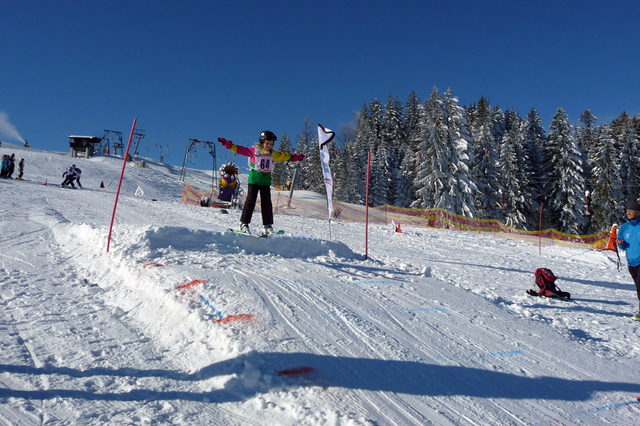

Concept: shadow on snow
[[1, 351, 638, 403]]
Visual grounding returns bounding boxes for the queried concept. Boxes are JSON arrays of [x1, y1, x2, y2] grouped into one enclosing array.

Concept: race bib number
[[254, 151, 275, 173]]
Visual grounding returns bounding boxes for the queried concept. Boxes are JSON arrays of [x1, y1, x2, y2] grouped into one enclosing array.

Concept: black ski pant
[[240, 183, 273, 226], [627, 265, 640, 309], [61, 178, 76, 188]]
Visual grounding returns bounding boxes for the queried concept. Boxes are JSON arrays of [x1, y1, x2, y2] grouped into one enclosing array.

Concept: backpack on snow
[[527, 268, 571, 300]]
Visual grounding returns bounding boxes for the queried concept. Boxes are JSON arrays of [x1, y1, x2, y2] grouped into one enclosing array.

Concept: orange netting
[[182, 183, 611, 250]]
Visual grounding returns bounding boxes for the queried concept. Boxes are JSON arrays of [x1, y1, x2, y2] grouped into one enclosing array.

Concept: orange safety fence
[[182, 184, 612, 251], [182, 183, 218, 206]]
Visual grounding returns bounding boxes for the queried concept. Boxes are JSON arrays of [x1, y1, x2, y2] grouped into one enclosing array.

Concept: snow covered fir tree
[[284, 88, 640, 235]]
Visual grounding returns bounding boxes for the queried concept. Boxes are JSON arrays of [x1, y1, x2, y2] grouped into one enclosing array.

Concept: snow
[[1, 141, 640, 425]]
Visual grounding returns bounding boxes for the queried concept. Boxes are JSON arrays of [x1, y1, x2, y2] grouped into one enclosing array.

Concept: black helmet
[[259, 131, 277, 143]]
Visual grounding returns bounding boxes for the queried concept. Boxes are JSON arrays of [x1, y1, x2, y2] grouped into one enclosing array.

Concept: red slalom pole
[[107, 118, 138, 252], [365, 152, 371, 260]]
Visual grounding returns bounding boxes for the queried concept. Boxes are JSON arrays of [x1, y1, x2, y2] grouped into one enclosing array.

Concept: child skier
[[17, 158, 24, 179], [218, 131, 304, 234], [61, 167, 78, 188]]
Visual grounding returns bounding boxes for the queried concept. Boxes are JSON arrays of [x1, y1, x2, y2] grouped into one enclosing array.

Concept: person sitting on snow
[[61, 167, 78, 188]]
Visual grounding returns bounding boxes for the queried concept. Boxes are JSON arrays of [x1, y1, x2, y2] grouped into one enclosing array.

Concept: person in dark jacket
[[7, 154, 16, 178], [72, 164, 82, 188], [616, 201, 640, 321], [17, 158, 24, 179], [61, 167, 78, 188]]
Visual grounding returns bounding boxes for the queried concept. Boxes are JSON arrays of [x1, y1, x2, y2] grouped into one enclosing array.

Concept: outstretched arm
[[273, 151, 305, 162], [218, 137, 254, 157]]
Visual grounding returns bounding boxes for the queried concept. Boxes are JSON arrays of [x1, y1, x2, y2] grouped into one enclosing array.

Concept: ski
[[256, 230, 285, 238], [526, 289, 571, 302], [227, 228, 284, 238], [227, 228, 265, 238]]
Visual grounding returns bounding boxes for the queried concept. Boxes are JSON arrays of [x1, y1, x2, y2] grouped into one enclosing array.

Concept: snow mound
[[137, 226, 360, 259]]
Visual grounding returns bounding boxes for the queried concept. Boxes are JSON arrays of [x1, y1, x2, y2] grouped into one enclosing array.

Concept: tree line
[[270, 87, 640, 234]]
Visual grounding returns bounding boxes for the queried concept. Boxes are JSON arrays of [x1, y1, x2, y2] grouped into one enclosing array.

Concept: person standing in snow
[[218, 131, 305, 235], [17, 158, 24, 179], [0, 155, 9, 178], [7, 154, 16, 178], [72, 164, 83, 188], [616, 201, 640, 321]]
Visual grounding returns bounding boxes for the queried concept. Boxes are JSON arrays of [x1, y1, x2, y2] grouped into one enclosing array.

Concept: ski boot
[[239, 223, 250, 234], [264, 225, 274, 235]]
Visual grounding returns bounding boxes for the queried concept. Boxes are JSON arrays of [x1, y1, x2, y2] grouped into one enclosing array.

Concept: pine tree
[[521, 108, 546, 223], [469, 96, 500, 218], [614, 112, 640, 204], [382, 93, 404, 149], [370, 142, 391, 206], [272, 133, 292, 188], [590, 124, 623, 230], [295, 117, 314, 190], [353, 104, 374, 203], [333, 141, 360, 203], [403, 90, 423, 151], [578, 109, 598, 153], [543, 108, 587, 234], [497, 115, 527, 228], [403, 91, 424, 192], [393, 143, 416, 207], [305, 134, 324, 194], [412, 87, 476, 217]]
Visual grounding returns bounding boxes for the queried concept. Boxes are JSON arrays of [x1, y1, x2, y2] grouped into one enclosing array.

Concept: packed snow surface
[[1, 142, 640, 425]]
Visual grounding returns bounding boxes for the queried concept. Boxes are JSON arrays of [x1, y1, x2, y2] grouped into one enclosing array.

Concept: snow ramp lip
[[140, 226, 360, 259]]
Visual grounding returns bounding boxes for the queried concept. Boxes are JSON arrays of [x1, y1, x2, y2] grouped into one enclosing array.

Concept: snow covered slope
[[1, 142, 640, 425]]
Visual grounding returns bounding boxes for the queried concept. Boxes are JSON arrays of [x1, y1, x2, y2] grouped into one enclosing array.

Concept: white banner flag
[[135, 186, 144, 197], [317, 124, 335, 220]]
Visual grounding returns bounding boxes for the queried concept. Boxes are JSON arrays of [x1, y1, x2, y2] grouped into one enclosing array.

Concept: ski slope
[[1, 141, 640, 425]]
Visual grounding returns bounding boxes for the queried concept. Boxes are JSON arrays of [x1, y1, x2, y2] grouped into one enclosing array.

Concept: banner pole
[[317, 124, 335, 239], [107, 118, 137, 253]]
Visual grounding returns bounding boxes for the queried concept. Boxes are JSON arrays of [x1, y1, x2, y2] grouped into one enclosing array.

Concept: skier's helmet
[[259, 131, 277, 144], [69, 167, 73, 171]]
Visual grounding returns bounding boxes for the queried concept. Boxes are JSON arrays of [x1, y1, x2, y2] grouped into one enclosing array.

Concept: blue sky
[[1, 0, 638, 171]]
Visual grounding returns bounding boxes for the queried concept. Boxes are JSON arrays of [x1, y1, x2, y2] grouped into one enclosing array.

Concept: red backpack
[[528, 268, 571, 300]]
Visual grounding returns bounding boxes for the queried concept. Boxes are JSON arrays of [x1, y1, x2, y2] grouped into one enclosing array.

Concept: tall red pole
[[538, 202, 543, 255], [365, 152, 371, 260], [107, 118, 138, 253]]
